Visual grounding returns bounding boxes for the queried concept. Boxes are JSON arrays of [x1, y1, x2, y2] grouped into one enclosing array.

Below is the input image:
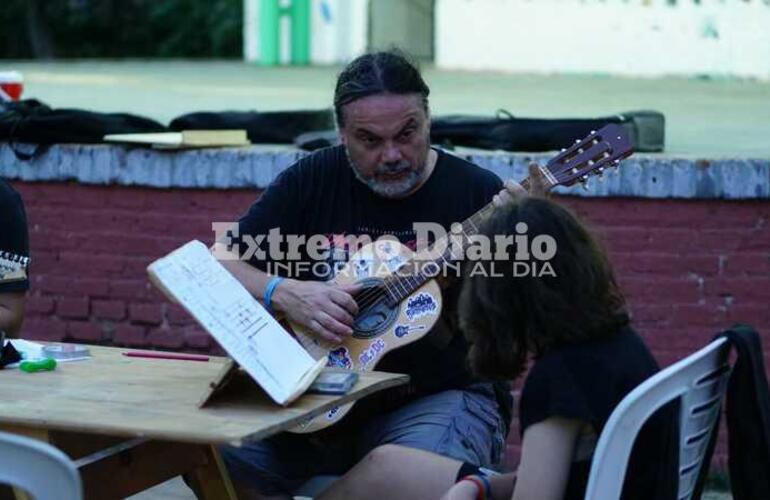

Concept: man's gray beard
[[346, 150, 425, 199]]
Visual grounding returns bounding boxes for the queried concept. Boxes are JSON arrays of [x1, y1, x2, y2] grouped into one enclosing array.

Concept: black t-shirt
[[233, 145, 504, 412], [0, 178, 30, 293], [519, 327, 679, 500]]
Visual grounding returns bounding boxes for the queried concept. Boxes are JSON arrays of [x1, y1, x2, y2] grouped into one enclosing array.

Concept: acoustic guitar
[[288, 124, 633, 433]]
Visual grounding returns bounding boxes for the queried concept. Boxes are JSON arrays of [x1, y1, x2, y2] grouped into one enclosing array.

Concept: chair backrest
[[584, 337, 731, 500], [0, 431, 82, 500]]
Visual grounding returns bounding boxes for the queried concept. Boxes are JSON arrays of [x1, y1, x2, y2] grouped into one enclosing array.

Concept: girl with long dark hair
[[319, 197, 677, 500]]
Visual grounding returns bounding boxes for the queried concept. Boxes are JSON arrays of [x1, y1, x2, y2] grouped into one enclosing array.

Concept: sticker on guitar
[[358, 338, 386, 368], [395, 324, 427, 338], [405, 293, 438, 320], [326, 406, 341, 420], [326, 347, 353, 369], [353, 258, 373, 279]]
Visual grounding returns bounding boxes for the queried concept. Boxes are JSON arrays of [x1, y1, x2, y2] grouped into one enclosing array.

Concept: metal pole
[[290, 0, 311, 65], [259, 0, 280, 65]]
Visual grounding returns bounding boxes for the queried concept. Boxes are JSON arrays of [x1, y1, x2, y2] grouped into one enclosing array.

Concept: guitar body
[[288, 239, 442, 433]]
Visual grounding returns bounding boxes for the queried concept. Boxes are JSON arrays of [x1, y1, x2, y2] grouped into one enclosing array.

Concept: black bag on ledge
[[430, 109, 665, 153], [295, 109, 665, 153], [0, 99, 167, 160]]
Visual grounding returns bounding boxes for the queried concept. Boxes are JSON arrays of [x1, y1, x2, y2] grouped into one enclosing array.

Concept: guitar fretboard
[[380, 177, 534, 305], [369, 123, 632, 307]]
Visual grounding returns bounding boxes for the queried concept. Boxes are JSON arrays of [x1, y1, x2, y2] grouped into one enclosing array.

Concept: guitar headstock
[[544, 124, 633, 188]]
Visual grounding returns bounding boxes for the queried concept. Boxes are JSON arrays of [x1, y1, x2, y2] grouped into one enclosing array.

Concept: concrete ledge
[[1, 143, 768, 199]]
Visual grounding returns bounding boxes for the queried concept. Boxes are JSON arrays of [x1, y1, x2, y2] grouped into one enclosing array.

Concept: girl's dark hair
[[334, 49, 430, 128], [459, 198, 629, 380]]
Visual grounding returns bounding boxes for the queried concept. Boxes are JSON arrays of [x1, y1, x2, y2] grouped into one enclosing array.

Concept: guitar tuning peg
[[612, 159, 620, 166], [560, 148, 566, 152], [597, 167, 605, 182], [589, 130, 596, 134], [575, 139, 581, 144]]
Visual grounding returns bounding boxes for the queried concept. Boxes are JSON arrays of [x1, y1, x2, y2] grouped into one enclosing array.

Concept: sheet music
[[148, 240, 322, 405]]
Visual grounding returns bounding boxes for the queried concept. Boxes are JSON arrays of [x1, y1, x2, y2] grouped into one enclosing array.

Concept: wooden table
[[0, 344, 408, 499]]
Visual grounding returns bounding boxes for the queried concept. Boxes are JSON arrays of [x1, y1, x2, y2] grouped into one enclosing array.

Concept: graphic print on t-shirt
[[0, 251, 29, 283]]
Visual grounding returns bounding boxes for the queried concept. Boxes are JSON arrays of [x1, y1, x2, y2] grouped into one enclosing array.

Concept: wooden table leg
[[186, 445, 238, 500], [77, 440, 212, 499]]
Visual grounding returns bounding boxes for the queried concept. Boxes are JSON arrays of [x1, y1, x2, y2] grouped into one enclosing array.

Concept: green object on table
[[20, 358, 57, 373]]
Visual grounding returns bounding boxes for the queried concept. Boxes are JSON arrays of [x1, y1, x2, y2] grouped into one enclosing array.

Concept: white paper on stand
[[148, 240, 324, 405]]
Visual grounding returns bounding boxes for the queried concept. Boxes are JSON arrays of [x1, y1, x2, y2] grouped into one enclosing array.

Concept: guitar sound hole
[[352, 278, 398, 339]]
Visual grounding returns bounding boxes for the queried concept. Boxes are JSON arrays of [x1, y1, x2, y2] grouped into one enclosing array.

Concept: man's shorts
[[219, 384, 508, 496]]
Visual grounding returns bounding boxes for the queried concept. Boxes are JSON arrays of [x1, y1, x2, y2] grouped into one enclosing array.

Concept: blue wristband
[[476, 474, 491, 499], [263, 277, 284, 314]]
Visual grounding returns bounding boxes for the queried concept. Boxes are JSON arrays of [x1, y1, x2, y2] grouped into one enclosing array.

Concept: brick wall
[[11, 181, 770, 471], [16, 182, 258, 353]]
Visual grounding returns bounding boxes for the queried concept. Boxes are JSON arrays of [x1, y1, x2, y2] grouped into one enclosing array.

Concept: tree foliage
[[1, 0, 243, 59]]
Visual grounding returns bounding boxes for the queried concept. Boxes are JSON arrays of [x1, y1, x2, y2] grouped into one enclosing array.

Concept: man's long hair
[[333, 49, 430, 128], [459, 198, 629, 380]]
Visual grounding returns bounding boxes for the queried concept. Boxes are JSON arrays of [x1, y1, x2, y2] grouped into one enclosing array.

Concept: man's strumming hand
[[271, 279, 360, 344]]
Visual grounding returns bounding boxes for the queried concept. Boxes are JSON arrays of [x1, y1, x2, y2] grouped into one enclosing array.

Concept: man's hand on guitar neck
[[272, 279, 360, 344], [493, 163, 549, 208]]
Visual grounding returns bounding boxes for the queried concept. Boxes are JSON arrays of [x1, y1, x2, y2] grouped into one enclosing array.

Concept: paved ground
[[129, 478, 193, 500], [3, 60, 769, 157]]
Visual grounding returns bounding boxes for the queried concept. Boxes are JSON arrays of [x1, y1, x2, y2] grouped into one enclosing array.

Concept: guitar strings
[[353, 281, 393, 312], [352, 260, 433, 311], [347, 220, 486, 312]]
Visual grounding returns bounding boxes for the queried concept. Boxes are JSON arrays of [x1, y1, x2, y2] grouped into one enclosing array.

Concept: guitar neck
[[382, 174, 535, 304], [378, 123, 634, 305]]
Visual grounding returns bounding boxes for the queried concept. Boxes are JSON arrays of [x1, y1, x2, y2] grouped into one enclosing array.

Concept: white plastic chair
[[0, 431, 82, 500], [584, 337, 731, 500]]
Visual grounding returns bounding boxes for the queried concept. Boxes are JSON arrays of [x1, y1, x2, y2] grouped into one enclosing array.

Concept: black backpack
[[295, 110, 665, 153], [0, 99, 167, 159], [430, 109, 664, 153]]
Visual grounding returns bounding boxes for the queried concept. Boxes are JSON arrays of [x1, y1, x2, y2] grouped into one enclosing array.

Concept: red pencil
[[122, 351, 210, 362]]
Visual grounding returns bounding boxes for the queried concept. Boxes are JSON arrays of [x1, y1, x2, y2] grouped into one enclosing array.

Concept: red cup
[[0, 71, 23, 101]]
